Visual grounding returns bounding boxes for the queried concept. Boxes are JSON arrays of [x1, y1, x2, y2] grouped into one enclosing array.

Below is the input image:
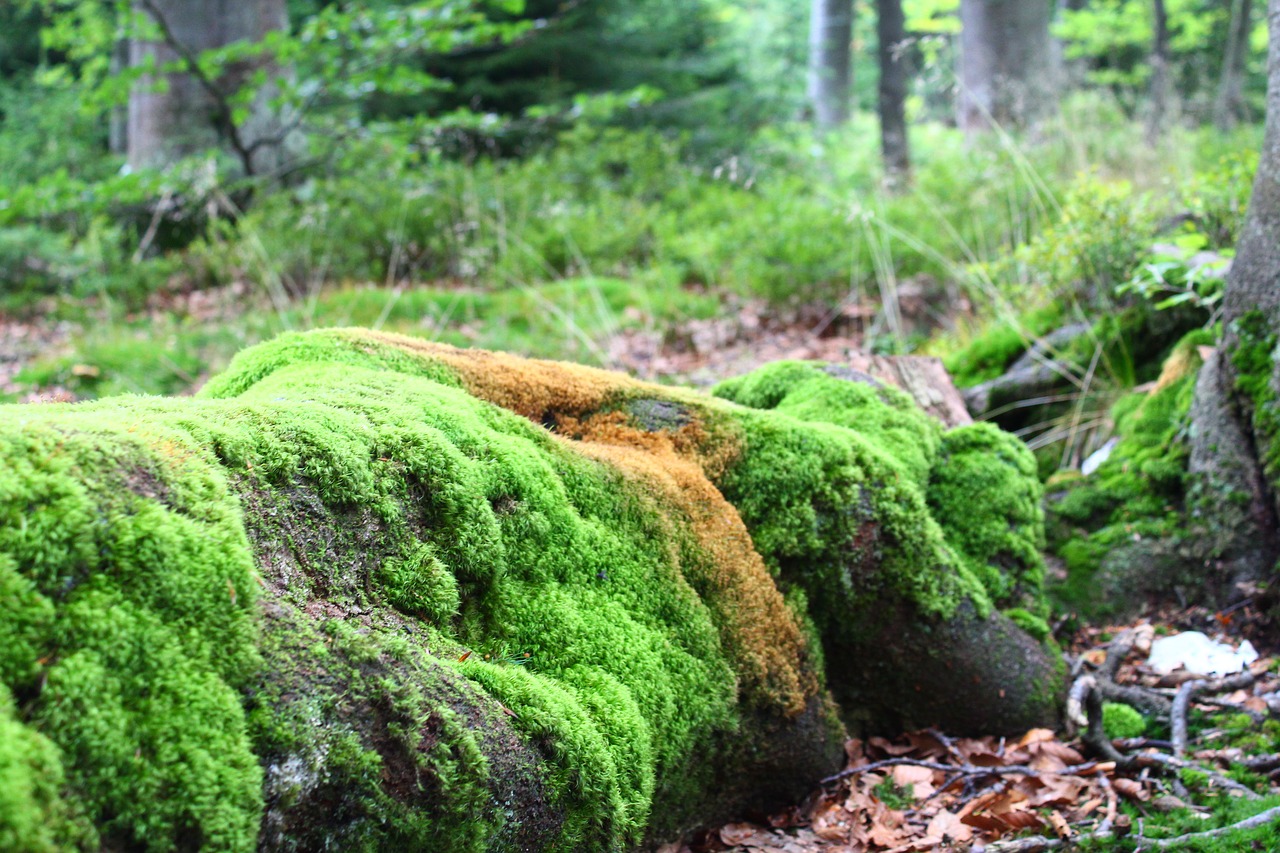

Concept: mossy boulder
[[0, 329, 1061, 851]]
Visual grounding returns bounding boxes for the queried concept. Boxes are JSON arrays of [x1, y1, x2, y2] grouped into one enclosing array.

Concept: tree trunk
[[1054, 0, 1091, 86], [957, 0, 1057, 134], [127, 0, 291, 175], [1216, 0, 1255, 130], [809, 0, 854, 131], [1146, 0, 1170, 142], [876, 0, 911, 185], [1188, 0, 1280, 598]]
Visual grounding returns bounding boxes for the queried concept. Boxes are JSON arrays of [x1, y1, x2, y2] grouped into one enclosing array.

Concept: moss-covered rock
[[0, 329, 1061, 850]]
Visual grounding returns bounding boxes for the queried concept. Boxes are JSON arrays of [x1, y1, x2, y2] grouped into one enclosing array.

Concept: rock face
[[0, 329, 1062, 851]]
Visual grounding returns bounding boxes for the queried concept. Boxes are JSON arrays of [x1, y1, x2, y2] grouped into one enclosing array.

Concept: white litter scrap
[[1146, 631, 1258, 676]]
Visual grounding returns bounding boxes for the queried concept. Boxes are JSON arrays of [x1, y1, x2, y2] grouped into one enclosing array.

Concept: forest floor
[[688, 607, 1280, 853], [0, 281, 919, 402]]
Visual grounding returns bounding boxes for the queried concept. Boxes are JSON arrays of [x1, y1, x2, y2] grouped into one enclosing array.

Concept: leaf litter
[[664, 615, 1280, 853]]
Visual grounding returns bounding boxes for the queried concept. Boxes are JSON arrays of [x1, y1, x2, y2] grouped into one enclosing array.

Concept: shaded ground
[[684, 607, 1280, 853]]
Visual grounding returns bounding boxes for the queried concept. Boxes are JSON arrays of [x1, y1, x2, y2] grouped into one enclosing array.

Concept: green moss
[[713, 395, 987, 639], [1, 329, 1065, 846], [1102, 702, 1146, 739], [927, 423, 1047, 612], [943, 304, 1067, 388], [380, 542, 461, 625], [1004, 608, 1050, 641], [712, 360, 941, 488], [1229, 311, 1280, 482], [1045, 329, 1215, 615], [0, 685, 89, 852], [2, 337, 824, 849], [0, 414, 264, 851]]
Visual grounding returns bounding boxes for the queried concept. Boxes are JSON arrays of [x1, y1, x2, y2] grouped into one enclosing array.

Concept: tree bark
[[1216, 0, 1255, 131], [809, 0, 854, 131], [1222, 3, 1280, 332], [957, 0, 1057, 134], [127, 0, 292, 175], [1188, 0, 1280, 596], [876, 0, 911, 185], [1146, 0, 1170, 142]]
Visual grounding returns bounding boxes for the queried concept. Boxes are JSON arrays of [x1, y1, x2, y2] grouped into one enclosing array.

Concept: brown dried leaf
[[891, 763, 938, 798], [905, 730, 950, 758], [1048, 811, 1074, 839], [720, 823, 767, 846], [810, 804, 854, 843], [1029, 741, 1086, 767], [1025, 774, 1088, 807], [1017, 728, 1056, 747], [961, 813, 1007, 834], [1111, 778, 1150, 802], [869, 736, 917, 756], [1000, 810, 1047, 831], [925, 810, 974, 844]]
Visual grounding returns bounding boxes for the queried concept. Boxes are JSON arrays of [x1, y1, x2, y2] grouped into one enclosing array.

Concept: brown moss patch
[[566, 414, 815, 718], [351, 330, 641, 421]]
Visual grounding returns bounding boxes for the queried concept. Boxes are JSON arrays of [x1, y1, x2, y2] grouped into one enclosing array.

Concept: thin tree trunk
[[876, 0, 911, 185], [1146, 0, 1170, 142], [1216, 0, 1254, 130], [809, 0, 854, 131], [109, 37, 129, 155]]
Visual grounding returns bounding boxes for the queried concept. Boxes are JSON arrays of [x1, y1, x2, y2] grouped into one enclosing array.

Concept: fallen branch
[[820, 757, 1101, 786], [1171, 671, 1258, 758], [1096, 770, 1118, 836], [1145, 803, 1280, 849], [1076, 674, 1258, 799], [1126, 751, 1262, 800]]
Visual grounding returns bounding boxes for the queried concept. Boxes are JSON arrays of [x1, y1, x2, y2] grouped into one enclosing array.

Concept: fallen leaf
[[926, 809, 974, 843], [1112, 778, 1149, 802], [1017, 728, 1056, 747], [720, 823, 766, 846], [810, 803, 853, 842]]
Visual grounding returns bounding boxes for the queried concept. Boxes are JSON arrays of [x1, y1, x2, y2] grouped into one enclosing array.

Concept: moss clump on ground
[[944, 304, 1067, 389], [1102, 703, 1146, 740], [1045, 330, 1215, 616], [1, 328, 1062, 849]]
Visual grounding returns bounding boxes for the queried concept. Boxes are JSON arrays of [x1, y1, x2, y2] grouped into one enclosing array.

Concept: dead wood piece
[[1146, 803, 1280, 849], [820, 757, 1100, 786], [832, 355, 973, 428], [1096, 679, 1173, 720], [1172, 671, 1258, 758], [974, 836, 1060, 852], [1128, 751, 1262, 800], [1096, 771, 1118, 836]]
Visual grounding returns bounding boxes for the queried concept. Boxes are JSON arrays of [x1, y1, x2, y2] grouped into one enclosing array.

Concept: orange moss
[[351, 330, 640, 421], [574, 438, 814, 718]]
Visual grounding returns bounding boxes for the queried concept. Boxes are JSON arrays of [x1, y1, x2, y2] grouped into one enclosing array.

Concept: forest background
[[0, 0, 1271, 609]]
